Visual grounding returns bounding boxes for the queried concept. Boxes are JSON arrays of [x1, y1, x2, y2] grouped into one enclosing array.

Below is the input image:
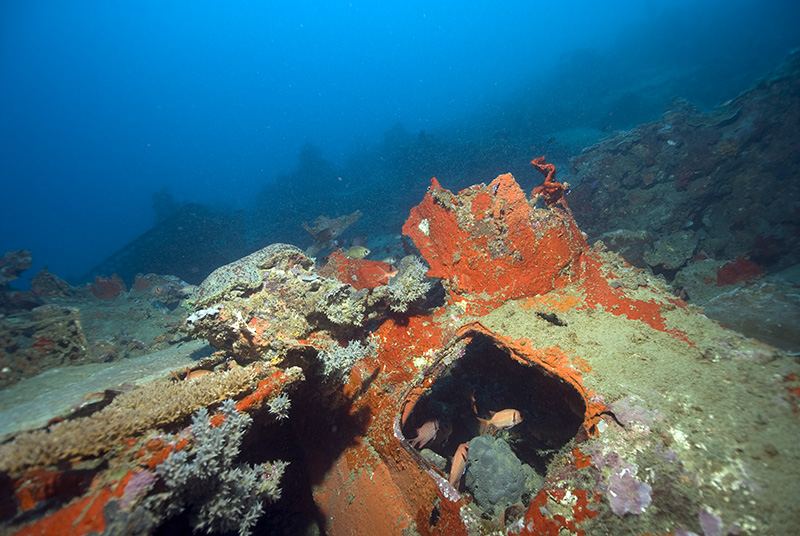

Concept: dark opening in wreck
[[398, 326, 586, 518]]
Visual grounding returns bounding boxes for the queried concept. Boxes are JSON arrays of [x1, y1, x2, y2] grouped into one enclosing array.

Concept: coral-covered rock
[[642, 230, 698, 271], [402, 170, 586, 305], [606, 469, 652, 516], [378, 255, 432, 312], [0, 304, 91, 388], [704, 280, 800, 352], [129, 273, 191, 306], [568, 50, 800, 275], [715, 256, 764, 286], [192, 243, 306, 308], [464, 435, 529, 514]]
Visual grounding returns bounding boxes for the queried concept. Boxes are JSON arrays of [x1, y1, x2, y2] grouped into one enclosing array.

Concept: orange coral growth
[[519, 487, 600, 536], [13, 468, 93, 513], [13, 472, 132, 536], [570, 355, 593, 374], [88, 274, 126, 299], [244, 317, 273, 348], [320, 250, 397, 290], [572, 447, 592, 469], [579, 254, 691, 343], [303, 316, 458, 536], [520, 292, 583, 312], [460, 298, 499, 317], [235, 369, 291, 413], [402, 174, 586, 305], [375, 315, 444, 376], [209, 412, 226, 428], [132, 274, 152, 291], [470, 190, 493, 219], [531, 156, 569, 207], [312, 453, 425, 536], [716, 256, 764, 286], [140, 444, 174, 470], [144, 437, 163, 451], [135, 437, 188, 470], [519, 489, 565, 536]]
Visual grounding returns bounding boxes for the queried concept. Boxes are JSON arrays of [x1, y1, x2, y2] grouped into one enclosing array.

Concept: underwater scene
[[1, 1, 799, 535]]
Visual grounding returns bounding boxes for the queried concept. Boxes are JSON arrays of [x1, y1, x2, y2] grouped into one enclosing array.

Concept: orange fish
[[472, 390, 523, 434], [373, 264, 398, 286], [448, 442, 469, 487], [428, 421, 453, 450], [410, 419, 439, 449], [171, 367, 213, 382], [477, 409, 523, 434]]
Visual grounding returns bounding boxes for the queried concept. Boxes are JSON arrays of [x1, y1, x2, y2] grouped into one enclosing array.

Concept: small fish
[[428, 421, 453, 449], [471, 390, 523, 434], [171, 367, 213, 382], [477, 409, 523, 434], [448, 443, 469, 487], [344, 246, 370, 259], [179, 284, 197, 296], [410, 419, 439, 449], [374, 265, 398, 285]]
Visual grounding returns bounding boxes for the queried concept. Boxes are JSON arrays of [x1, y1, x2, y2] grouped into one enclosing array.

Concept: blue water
[[1, 0, 798, 285]]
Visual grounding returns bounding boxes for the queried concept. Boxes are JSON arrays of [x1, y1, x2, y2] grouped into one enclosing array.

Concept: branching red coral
[[531, 156, 569, 207]]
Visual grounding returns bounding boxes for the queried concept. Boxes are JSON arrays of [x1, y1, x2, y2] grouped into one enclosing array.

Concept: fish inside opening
[[401, 332, 586, 516]]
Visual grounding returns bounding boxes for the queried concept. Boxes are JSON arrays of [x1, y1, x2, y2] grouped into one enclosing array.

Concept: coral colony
[[149, 400, 287, 535]]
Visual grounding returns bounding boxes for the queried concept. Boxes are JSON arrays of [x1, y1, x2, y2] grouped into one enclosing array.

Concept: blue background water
[[1, 0, 798, 284]]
